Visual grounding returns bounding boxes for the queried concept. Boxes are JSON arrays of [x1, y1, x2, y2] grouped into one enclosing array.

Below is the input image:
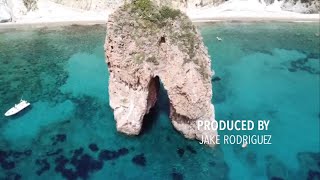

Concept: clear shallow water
[[200, 22, 320, 180], [0, 23, 319, 180]]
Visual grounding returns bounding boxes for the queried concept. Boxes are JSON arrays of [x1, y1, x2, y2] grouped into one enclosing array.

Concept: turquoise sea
[[0, 22, 319, 180]]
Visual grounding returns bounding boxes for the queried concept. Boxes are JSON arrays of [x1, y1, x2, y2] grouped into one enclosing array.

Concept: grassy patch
[[159, 6, 181, 21], [146, 56, 159, 65], [125, 0, 182, 28], [119, 0, 209, 80], [134, 53, 145, 64]]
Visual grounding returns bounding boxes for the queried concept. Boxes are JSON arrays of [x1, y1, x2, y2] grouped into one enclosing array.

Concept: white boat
[[242, 142, 248, 148], [216, 36, 222, 41], [4, 99, 30, 116]]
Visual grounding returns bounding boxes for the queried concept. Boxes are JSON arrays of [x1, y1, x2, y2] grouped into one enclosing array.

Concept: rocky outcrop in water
[[105, 0, 217, 145]]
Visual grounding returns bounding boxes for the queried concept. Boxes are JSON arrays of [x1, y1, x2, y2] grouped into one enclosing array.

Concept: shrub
[[132, 0, 153, 12], [128, 0, 181, 28], [23, 0, 38, 11], [159, 6, 181, 20]]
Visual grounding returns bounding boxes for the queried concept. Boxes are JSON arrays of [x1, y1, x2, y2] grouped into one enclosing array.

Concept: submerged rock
[[1, 160, 15, 170], [35, 159, 50, 176], [270, 177, 284, 180], [46, 148, 63, 156], [99, 150, 118, 161], [0, 150, 8, 163], [185, 145, 197, 154], [54, 152, 104, 180], [73, 147, 84, 157], [5, 172, 22, 180], [88, 143, 99, 152], [297, 152, 320, 179], [171, 171, 184, 180], [307, 170, 320, 180], [56, 134, 67, 142], [212, 76, 221, 82], [177, 148, 185, 158], [265, 155, 288, 180], [105, 0, 217, 145], [24, 150, 32, 156], [132, 153, 146, 167], [98, 148, 129, 161], [52, 134, 67, 145]]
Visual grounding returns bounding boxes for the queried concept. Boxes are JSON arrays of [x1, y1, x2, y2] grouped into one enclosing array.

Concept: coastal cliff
[[0, 0, 319, 23], [105, 0, 217, 144], [51, 0, 320, 13]]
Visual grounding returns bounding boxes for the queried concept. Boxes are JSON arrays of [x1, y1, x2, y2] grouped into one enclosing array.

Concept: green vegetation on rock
[[132, 0, 153, 12], [125, 0, 182, 28], [159, 6, 181, 21], [134, 53, 146, 64], [146, 56, 159, 65], [119, 0, 209, 80]]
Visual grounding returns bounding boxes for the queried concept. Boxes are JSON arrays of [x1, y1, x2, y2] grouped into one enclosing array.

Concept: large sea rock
[[105, 0, 217, 145]]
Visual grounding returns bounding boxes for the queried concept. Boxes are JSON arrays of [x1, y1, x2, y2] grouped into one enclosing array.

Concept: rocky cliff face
[[51, 0, 320, 13], [0, 0, 12, 22], [281, 0, 319, 13], [105, 0, 217, 145], [0, 0, 30, 22], [0, 0, 319, 23], [50, 0, 225, 11], [51, 0, 123, 11]]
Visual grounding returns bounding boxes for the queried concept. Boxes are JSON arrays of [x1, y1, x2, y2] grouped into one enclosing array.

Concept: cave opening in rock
[[141, 76, 170, 134], [159, 36, 166, 44]]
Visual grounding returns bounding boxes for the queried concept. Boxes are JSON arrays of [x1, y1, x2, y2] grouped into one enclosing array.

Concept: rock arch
[[105, 1, 217, 145]]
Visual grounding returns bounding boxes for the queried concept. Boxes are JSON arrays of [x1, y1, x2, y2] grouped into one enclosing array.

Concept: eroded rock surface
[[52, 0, 319, 14], [0, 0, 11, 22], [105, 0, 217, 145]]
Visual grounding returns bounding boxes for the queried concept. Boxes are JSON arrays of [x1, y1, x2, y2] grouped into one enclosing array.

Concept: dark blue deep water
[[0, 23, 319, 180]]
